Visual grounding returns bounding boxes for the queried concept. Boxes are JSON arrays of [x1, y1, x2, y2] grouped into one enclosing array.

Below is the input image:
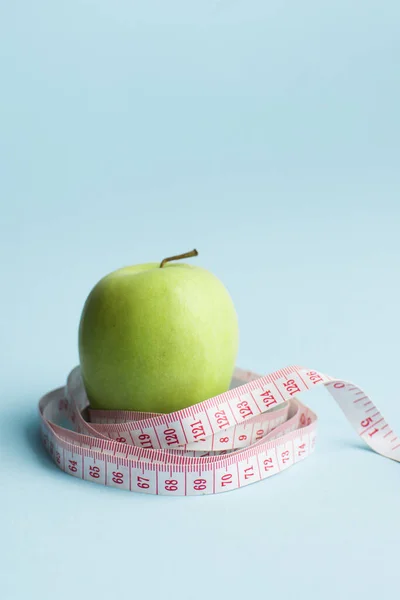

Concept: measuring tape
[[39, 365, 400, 495]]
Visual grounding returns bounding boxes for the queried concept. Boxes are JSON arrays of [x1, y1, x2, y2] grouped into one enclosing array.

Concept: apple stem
[[160, 249, 199, 268]]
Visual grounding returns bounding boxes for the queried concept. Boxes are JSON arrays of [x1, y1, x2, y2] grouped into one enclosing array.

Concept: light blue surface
[[1, 2, 400, 599]]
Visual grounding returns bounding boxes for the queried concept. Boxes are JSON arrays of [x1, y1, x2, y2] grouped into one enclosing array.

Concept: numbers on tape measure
[[163, 428, 179, 446], [137, 476, 150, 489], [193, 478, 207, 491], [215, 410, 230, 429], [236, 401, 253, 419], [264, 457, 274, 471], [131, 468, 156, 493], [138, 433, 153, 449], [298, 443, 306, 457], [283, 379, 301, 396], [306, 370, 324, 385], [190, 420, 206, 440], [244, 466, 254, 480], [221, 473, 232, 487], [68, 460, 78, 473], [165, 479, 178, 491], [260, 389, 278, 408], [42, 361, 400, 496], [112, 471, 124, 485], [89, 465, 100, 479]]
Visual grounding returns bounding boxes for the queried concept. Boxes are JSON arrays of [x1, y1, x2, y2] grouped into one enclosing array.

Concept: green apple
[[78, 249, 239, 413]]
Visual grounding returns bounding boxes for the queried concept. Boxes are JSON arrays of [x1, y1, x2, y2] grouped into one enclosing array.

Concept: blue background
[[1, 1, 400, 598]]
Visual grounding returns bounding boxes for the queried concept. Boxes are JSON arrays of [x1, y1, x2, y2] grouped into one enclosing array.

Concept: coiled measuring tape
[[39, 365, 400, 495]]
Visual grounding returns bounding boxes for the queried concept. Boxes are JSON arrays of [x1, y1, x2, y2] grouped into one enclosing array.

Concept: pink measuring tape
[[39, 365, 400, 495]]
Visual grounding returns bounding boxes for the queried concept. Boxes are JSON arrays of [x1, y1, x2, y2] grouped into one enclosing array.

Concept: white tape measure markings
[[39, 365, 399, 495]]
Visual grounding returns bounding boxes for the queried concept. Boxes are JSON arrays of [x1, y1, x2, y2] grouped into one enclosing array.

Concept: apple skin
[[78, 261, 239, 413]]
